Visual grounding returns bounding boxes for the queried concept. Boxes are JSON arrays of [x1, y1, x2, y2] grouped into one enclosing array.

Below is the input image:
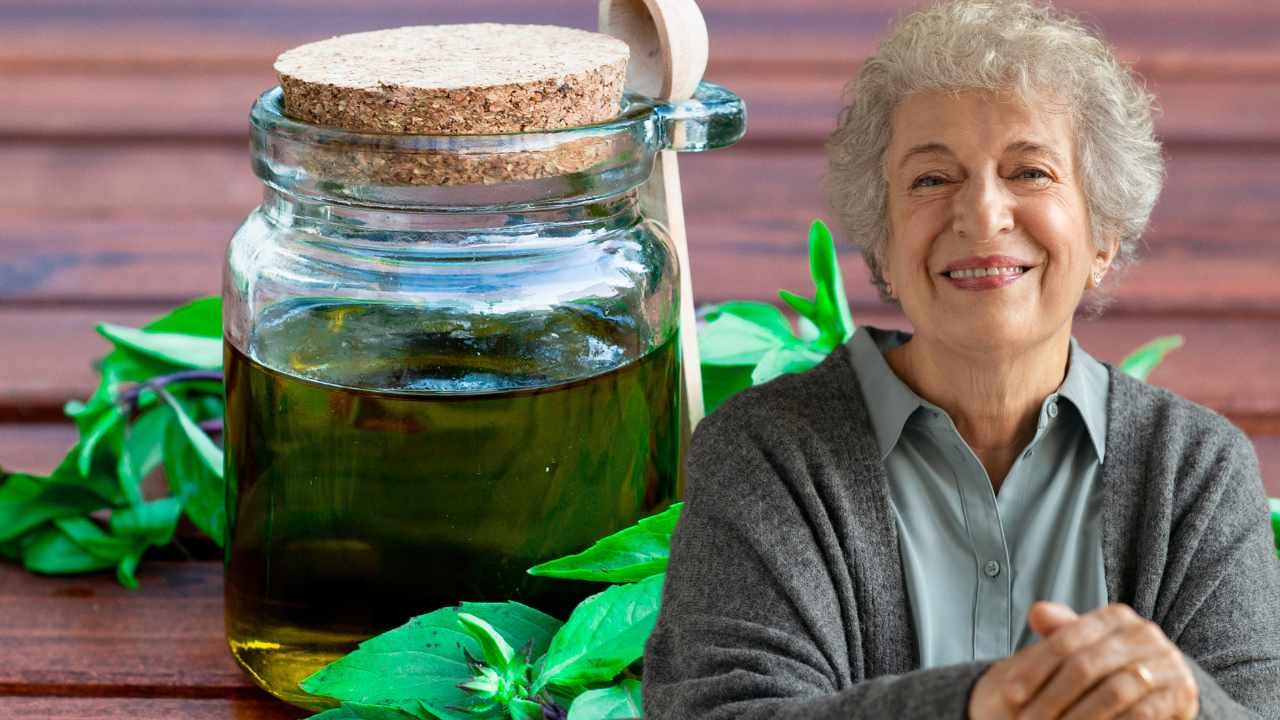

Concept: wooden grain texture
[[0, 561, 255, 694], [0, 698, 298, 720], [6, 70, 1277, 146], [2, 145, 1278, 316], [1, 0, 1277, 75]]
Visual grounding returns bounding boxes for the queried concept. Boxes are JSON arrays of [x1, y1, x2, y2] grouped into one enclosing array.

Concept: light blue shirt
[[848, 326, 1111, 667]]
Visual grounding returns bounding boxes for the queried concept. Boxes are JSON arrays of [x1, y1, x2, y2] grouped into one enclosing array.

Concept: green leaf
[[527, 503, 682, 583], [1269, 498, 1279, 556], [778, 220, 855, 352], [21, 524, 120, 575], [532, 573, 665, 693], [141, 296, 222, 337], [97, 323, 223, 371], [306, 702, 434, 720], [1118, 335, 1184, 382], [750, 345, 826, 386], [456, 612, 516, 671], [162, 405, 226, 547], [158, 389, 223, 479], [76, 406, 124, 478], [508, 698, 545, 720], [300, 602, 560, 720], [698, 313, 794, 366], [699, 363, 755, 416], [110, 496, 181, 546], [567, 678, 643, 720], [109, 497, 182, 588], [0, 472, 107, 543], [117, 406, 169, 506], [701, 301, 794, 341]]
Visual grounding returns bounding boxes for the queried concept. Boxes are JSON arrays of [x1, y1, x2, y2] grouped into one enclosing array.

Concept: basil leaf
[[566, 678, 643, 720], [532, 573, 664, 692], [301, 602, 559, 720], [526, 503, 682, 583], [1118, 335, 1184, 381], [97, 323, 222, 371], [158, 388, 223, 479], [750, 345, 826, 386], [699, 363, 755, 415], [456, 612, 516, 671], [109, 497, 182, 588], [778, 220, 855, 352], [76, 406, 124, 478], [698, 313, 793, 366], [452, 601, 562, 662], [142, 296, 222, 337], [508, 699, 545, 720], [162, 405, 226, 547], [306, 702, 431, 720], [21, 524, 119, 575], [701, 301, 794, 341], [1269, 498, 1279, 557], [117, 406, 169, 506], [0, 472, 106, 543]]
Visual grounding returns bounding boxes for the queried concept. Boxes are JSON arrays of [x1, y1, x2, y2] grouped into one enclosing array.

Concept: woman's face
[[882, 89, 1115, 356]]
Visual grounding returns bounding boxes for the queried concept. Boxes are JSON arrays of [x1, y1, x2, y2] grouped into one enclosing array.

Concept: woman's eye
[[911, 175, 945, 189], [1017, 168, 1049, 181]]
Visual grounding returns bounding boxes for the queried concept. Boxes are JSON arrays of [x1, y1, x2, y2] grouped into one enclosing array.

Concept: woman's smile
[[938, 254, 1037, 291]]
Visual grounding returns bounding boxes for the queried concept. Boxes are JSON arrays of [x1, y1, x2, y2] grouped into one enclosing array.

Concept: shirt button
[[1023, 449, 1033, 460], [1047, 400, 1060, 419], [984, 560, 1001, 578]]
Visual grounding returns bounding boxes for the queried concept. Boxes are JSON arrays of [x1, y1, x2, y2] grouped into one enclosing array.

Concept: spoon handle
[[600, 0, 711, 434], [640, 150, 705, 430]]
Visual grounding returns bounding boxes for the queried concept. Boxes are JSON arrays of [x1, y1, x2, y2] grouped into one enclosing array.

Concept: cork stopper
[[274, 24, 631, 135]]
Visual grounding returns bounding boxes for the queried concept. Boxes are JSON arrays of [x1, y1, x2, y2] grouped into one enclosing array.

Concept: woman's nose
[[951, 173, 1016, 242]]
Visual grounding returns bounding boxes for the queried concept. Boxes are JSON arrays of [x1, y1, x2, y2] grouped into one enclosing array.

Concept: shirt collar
[[846, 326, 1109, 462]]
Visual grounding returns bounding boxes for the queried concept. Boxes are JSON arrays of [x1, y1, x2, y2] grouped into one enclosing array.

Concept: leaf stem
[[115, 370, 224, 419]]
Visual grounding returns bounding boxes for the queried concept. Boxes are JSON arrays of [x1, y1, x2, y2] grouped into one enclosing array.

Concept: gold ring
[[1129, 662, 1156, 690]]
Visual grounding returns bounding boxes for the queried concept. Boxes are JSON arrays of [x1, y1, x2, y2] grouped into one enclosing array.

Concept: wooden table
[[2, 1, 1278, 717]]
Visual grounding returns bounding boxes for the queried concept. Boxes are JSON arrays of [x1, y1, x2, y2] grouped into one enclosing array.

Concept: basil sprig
[[0, 297, 225, 588]]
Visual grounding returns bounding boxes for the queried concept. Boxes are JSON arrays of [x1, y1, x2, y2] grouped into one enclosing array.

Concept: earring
[[885, 282, 895, 298], [1092, 271, 1103, 287]]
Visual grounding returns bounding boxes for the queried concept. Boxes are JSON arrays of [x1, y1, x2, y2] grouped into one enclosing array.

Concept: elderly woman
[[641, 1, 1280, 718]]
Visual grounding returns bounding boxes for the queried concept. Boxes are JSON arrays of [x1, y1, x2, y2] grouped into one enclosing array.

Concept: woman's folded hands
[[968, 602, 1200, 720]]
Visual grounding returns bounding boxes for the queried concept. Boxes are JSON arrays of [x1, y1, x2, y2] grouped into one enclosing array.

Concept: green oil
[[223, 300, 682, 709]]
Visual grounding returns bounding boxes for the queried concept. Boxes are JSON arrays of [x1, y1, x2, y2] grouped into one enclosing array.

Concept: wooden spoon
[[599, 0, 710, 434]]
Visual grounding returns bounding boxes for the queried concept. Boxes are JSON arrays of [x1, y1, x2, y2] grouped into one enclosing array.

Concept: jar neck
[[262, 186, 642, 239]]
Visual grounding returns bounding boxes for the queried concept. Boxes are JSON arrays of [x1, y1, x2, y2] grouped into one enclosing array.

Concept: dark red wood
[[2, 146, 1279, 317], [0, 698, 297, 720], [0, 0, 1276, 75], [4, 70, 1277, 146]]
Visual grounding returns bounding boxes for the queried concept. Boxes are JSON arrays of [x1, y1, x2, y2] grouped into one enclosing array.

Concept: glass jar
[[221, 81, 745, 709]]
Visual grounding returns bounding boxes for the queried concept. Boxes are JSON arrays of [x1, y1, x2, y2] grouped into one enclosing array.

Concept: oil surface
[[223, 300, 681, 709]]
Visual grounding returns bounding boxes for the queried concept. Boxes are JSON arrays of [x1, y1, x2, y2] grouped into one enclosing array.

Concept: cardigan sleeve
[[641, 406, 992, 720], [1160, 425, 1280, 718]]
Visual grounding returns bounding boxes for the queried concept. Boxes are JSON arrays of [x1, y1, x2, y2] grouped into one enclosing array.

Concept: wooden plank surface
[[0, 698, 297, 720], [0, 561, 254, 694], [1, 0, 1277, 75], [3, 146, 1279, 316], [6, 70, 1278, 146]]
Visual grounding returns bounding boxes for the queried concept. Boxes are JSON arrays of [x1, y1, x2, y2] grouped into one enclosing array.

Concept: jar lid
[[274, 24, 630, 135]]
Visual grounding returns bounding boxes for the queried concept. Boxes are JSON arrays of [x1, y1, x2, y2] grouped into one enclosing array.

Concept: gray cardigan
[[641, 335, 1280, 719]]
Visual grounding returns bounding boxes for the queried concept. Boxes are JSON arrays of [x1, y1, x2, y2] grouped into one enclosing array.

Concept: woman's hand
[[969, 602, 1199, 720]]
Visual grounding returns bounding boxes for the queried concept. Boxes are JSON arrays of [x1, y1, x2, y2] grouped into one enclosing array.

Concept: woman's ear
[[1091, 234, 1120, 287]]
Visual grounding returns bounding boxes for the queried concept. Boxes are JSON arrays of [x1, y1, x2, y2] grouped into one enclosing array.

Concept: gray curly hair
[[822, 0, 1166, 312]]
